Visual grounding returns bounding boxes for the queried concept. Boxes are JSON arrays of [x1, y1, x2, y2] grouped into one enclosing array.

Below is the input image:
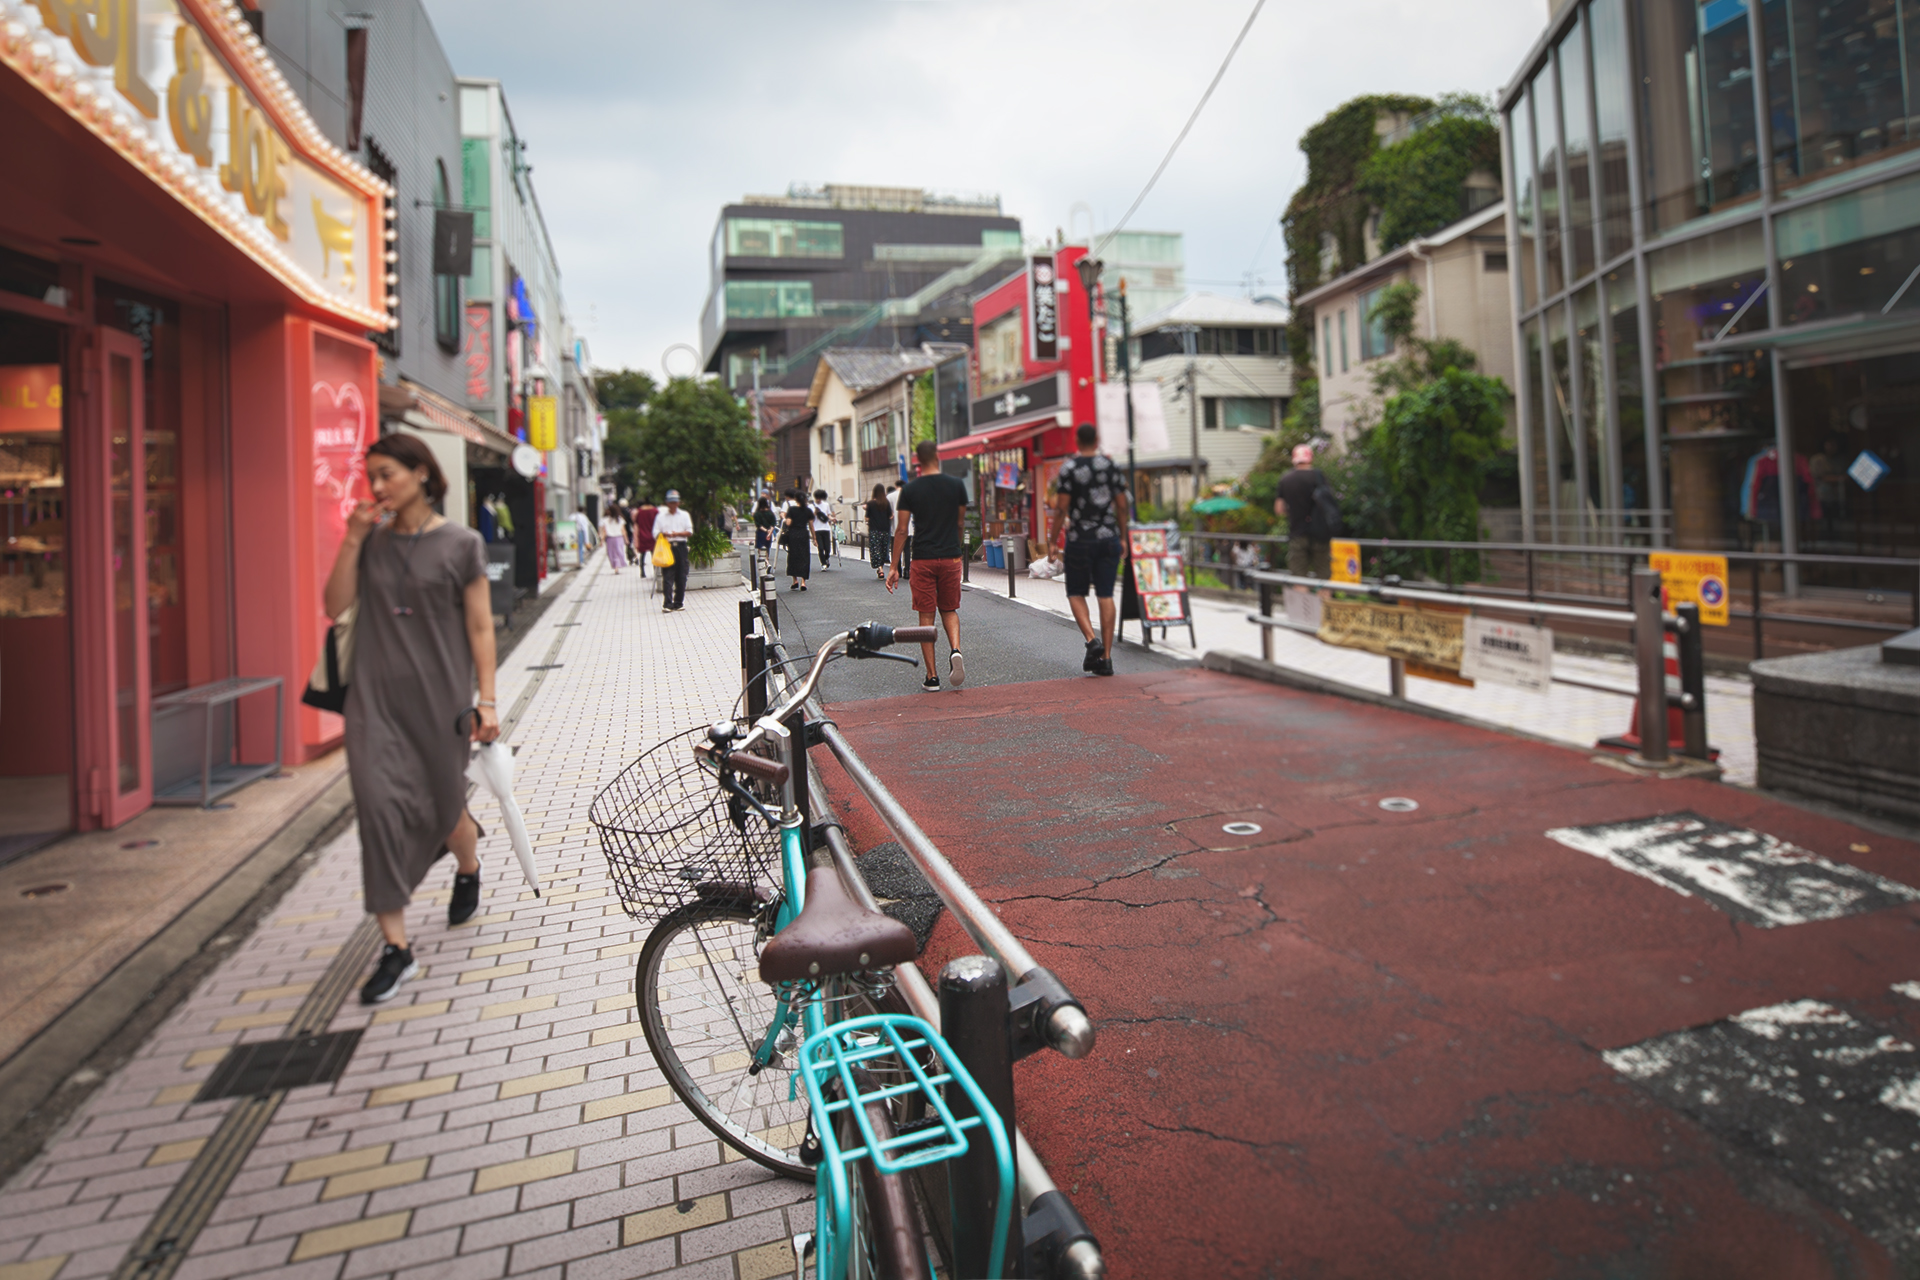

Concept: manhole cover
[[121, 839, 160, 849], [1221, 822, 1264, 836], [21, 883, 70, 899], [1379, 797, 1420, 812]]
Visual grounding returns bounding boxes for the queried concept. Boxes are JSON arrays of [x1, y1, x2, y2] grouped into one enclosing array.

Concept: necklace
[[390, 513, 440, 617]]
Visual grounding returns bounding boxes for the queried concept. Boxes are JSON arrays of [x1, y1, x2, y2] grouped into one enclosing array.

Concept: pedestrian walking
[[572, 506, 597, 568], [1273, 444, 1337, 579], [887, 482, 912, 578], [600, 506, 628, 574], [1047, 422, 1130, 676], [753, 495, 778, 555], [864, 483, 892, 581], [782, 488, 812, 590], [319, 434, 498, 1005], [888, 439, 968, 690], [812, 490, 836, 568], [654, 490, 695, 611], [631, 500, 658, 578]]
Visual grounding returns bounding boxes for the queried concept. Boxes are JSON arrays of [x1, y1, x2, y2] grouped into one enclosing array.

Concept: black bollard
[[1676, 602, 1708, 760], [744, 634, 768, 722], [939, 955, 1022, 1278]]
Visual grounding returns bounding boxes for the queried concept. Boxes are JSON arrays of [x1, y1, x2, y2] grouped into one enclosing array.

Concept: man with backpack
[[1273, 444, 1339, 579]]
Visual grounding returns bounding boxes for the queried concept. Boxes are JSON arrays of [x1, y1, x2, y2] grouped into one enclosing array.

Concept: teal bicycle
[[591, 623, 1014, 1279]]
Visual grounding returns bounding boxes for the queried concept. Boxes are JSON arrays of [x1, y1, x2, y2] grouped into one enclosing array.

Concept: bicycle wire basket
[[588, 726, 782, 927]]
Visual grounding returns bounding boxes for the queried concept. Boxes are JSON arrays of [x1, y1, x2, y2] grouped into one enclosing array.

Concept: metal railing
[[1244, 566, 1715, 765], [735, 570, 1104, 1280], [1181, 529, 1919, 662]]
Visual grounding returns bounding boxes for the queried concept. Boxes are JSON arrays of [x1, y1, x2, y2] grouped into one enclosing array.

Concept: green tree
[[628, 377, 767, 529], [1357, 96, 1500, 252], [592, 368, 657, 498]]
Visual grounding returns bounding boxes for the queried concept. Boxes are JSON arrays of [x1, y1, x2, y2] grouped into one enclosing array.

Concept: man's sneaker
[[921, 676, 941, 692], [360, 944, 418, 1004], [450, 869, 481, 925], [948, 652, 966, 686], [1094, 657, 1115, 677], [1083, 637, 1103, 672]]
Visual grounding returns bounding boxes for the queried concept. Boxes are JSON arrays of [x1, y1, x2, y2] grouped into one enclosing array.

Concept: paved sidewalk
[[962, 568, 1759, 786], [0, 559, 810, 1280]]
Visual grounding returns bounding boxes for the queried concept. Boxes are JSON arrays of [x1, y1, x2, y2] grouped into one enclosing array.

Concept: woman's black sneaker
[[921, 676, 941, 692], [360, 944, 418, 1004], [1095, 657, 1115, 676], [450, 870, 481, 925], [1083, 637, 1103, 672]]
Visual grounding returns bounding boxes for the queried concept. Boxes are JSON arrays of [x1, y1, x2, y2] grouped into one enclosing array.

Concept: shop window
[[1358, 287, 1394, 359], [0, 246, 64, 309], [1589, 0, 1635, 262], [1509, 90, 1540, 309], [1776, 170, 1920, 325], [724, 281, 814, 319], [1763, 0, 1920, 195], [1634, 0, 1763, 234], [1559, 15, 1598, 282], [1785, 351, 1920, 564], [725, 219, 844, 259], [433, 161, 460, 353], [977, 310, 1024, 396]]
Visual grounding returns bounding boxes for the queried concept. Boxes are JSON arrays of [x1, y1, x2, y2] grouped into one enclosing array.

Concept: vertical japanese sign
[[463, 303, 493, 401], [1649, 552, 1730, 626], [1028, 254, 1058, 362], [528, 396, 558, 451]]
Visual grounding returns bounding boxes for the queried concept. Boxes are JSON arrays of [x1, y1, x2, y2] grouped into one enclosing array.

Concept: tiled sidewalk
[[0, 558, 810, 1280], [964, 569, 1759, 786]]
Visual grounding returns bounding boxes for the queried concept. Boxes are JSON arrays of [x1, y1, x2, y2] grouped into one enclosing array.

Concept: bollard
[[939, 956, 1021, 1279], [1258, 581, 1274, 664], [1004, 535, 1016, 600], [1631, 567, 1671, 765], [1388, 656, 1406, 699], [744, 634, 768, 722], [760, 577, 778, 634], [1676, 602, 1708, 760], [782, 705, 810, 856]]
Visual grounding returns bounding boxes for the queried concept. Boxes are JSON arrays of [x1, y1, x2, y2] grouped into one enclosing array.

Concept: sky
[[420, 0, 1547, 382]]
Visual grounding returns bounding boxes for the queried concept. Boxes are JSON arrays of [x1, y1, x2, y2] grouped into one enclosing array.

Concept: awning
[[936, 417, 1057, 460], [1697, 309, 1920, 368], [400, 381, 521, 455]]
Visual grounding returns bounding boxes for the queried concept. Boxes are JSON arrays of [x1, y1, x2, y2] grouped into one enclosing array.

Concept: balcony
[[861, 446, 892, 472]]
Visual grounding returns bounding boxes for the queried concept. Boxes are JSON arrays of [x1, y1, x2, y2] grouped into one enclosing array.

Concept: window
[[1763, 0, 1920, 196], [1339, 310, 1349, 372], [821, 423, 835, 458], [1197, 328, 1272, 356], [1589, 0, 1634, 261], [1485, 252, 1509, 272], [1321, 315, 1333, 374], [725, 219, 844, 259], [1509, 90, 1539, 309], [1358, 286, 1393, 360], [433, 160, 460, 352], [724, 281, 814, 319], [977, 309, 1024, 395], [982, 229, 1022, 253], [1777, 170, 1920, 325], [1633, 0, 1763, 233], [1202, 398, 1274, 430], [1531, 60, 1564, 296], [1558, 14, 1596, 281]]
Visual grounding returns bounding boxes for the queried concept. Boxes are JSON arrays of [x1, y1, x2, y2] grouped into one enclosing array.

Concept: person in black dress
[[782, 489, 812, 589], [865, 484, 893, 581]]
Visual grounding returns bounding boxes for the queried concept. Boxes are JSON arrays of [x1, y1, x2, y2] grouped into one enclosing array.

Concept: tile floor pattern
[[0, 558, 813, 1280], [964, 571, 1759, 786]]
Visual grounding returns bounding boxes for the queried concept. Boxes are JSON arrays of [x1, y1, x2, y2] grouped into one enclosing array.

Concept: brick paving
[[0, 556, 814, 1280]]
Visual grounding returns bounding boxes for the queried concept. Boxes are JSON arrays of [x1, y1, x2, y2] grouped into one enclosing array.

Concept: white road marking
[[1892, 981, 1920, 1002], [1545, 811, 1920, 927]]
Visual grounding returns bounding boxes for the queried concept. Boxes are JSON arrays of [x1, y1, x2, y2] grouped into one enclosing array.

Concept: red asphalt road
[[816, 667, 1920, 1280]]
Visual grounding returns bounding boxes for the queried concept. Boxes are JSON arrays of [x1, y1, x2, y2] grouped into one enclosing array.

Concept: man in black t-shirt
[[889, 439, 969, 691], [1273, 444, 1333, 579], [1048, 423, 1130, 676]]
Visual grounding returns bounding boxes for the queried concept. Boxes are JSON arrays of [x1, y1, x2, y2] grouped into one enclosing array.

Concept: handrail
[[1183, 528, 1920, 569], [1246, 569, 1651, 625]]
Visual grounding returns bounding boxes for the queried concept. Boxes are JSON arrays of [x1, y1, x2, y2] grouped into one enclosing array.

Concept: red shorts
[[909, 558, 962, 613]]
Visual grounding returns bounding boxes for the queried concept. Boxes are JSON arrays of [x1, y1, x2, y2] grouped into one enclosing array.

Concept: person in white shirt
[[653, 489, 697, 612], [811, 490, 835, 567], [571, 508, 596, 568], [600, 507, 628, 574]]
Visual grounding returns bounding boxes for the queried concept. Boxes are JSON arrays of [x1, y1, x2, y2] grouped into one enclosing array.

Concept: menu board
[[1128, 525, 1188, 624]]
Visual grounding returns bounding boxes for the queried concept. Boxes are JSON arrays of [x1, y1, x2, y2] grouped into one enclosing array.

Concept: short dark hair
[[814, 489, 827, 500], [366, 433, 447, 501], [915, 439, 939, 466], [1076, 422, 1098, 447]]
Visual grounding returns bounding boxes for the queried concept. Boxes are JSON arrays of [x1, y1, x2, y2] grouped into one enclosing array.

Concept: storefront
[[939, 371, 1071, 546], [1, 0, 388, 845]]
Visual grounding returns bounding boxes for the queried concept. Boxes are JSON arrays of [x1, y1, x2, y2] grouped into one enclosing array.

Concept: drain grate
[[195, 1029, 363, 1102]]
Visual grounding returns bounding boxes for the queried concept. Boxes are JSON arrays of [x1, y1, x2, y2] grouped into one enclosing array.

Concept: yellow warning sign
[[1649, 552, 1730, 626], [1329, 539, 1361, 585]]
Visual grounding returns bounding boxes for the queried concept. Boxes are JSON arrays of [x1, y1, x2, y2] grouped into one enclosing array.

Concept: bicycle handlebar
[[694, 740, 789, 786], [888, 625, 938, 644]]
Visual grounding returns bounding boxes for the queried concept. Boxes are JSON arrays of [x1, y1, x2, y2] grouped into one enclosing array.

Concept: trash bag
[[467, 741, 542, 897]]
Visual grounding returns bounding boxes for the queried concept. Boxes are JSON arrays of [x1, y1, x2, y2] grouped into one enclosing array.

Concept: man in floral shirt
[[1047, 423, 1131, 676]]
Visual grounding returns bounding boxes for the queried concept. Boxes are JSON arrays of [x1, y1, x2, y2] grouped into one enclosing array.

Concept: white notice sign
[[1283, 585, 1323, 631], [1459, 617, 1553, 693]]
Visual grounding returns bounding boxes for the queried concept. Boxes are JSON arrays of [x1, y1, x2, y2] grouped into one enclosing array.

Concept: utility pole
[[1174, 324, 1200, 513], [1118, 281, 1136, 513], [750, 355, 764, 498]]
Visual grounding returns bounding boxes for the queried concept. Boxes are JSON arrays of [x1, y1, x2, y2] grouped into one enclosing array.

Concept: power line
[[1094, 0, 1268, 261]]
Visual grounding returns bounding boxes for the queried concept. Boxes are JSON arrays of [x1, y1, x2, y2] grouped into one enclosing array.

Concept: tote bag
[[300, 604, 356, 713]]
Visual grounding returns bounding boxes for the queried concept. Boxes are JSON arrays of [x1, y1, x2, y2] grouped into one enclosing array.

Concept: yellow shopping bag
[[652, 533, 674, 567]]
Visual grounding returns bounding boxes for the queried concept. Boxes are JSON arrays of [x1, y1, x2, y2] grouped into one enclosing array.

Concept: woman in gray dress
[[322, 434, 500, 1004]]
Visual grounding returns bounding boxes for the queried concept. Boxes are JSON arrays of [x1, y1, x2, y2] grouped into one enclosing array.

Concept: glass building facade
[[1503, 0, 1920, 572]]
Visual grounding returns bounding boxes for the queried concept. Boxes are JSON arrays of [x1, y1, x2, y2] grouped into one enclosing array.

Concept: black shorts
[[1064, 536, 1122, 599]]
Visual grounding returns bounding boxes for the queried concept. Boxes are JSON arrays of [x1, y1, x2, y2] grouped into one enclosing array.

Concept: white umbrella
[[468, 741, 542, 897]]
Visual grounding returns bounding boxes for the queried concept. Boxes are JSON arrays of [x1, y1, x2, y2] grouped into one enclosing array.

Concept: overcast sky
[[420, 0, 1546, 381]]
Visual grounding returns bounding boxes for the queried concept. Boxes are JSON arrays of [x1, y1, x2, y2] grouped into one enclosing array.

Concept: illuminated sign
[[1027, 254, 1058, 362], [1, 0, 389, 328], [527, 396, 557, 451]]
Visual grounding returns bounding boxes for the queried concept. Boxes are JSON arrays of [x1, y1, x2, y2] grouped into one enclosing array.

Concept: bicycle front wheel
[[638, 902, 811, 1178]]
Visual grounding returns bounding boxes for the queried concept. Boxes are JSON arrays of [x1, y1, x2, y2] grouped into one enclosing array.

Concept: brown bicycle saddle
[[759, 866, 918, 983]]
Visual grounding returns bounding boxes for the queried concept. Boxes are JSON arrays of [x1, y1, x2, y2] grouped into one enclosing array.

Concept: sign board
[[1329, 539, 1362, 585], [432, 209, 476, 276], [1128, 525, 1188, 625], [1317, 599, 1465, 670], [1649, 552, 1729, 626], [1094, 382, 1171, 456], [970, 371, 1065, 431], [511, 443, 541, 478], [1460, 617, 1554, 693], [527, 396, 558, 451], [1283, 585, 1323, 631], [1027, 255, 1058, 361], [1848, 450, 1889, 492]]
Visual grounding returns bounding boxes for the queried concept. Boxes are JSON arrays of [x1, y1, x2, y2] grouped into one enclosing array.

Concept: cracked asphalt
[[807, 656, 1920, 1279]]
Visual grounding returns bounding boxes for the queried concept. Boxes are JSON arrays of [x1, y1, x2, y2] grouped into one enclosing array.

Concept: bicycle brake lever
[[849, 648, 919, 668]]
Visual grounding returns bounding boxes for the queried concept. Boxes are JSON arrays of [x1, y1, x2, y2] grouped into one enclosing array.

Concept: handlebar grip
[[893, 626, 938, 643], [694, 742, 789, 786]]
